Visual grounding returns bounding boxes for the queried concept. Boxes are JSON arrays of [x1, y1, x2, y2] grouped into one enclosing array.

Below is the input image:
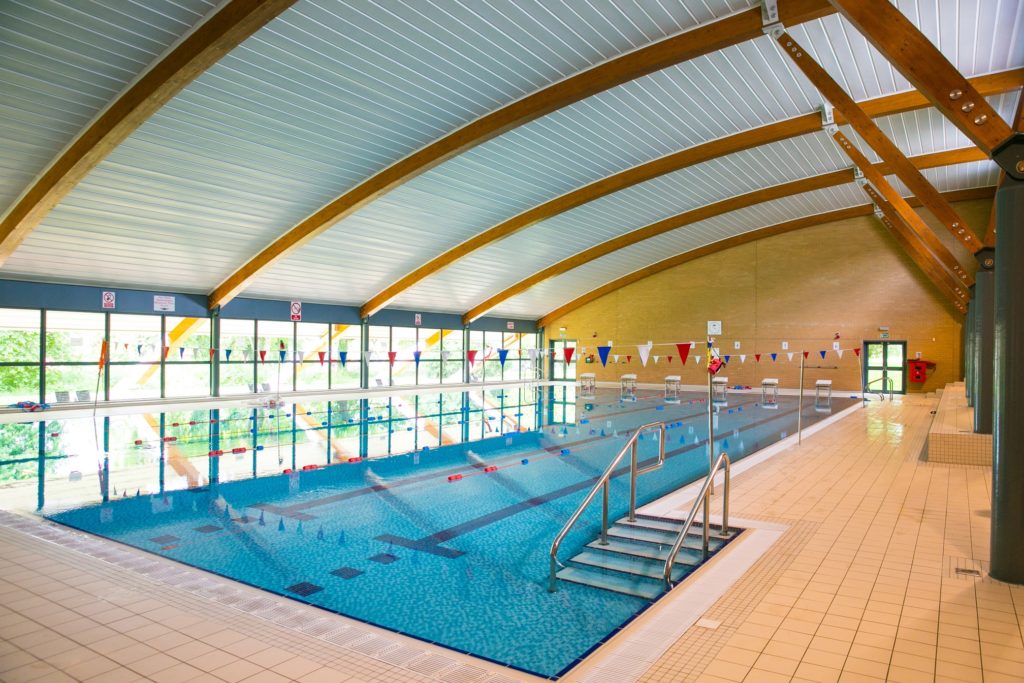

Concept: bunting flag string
[[675, 342, 691, 365], [637, 343, 652, 367], [338, 350, 348, 367], [387, 351, 397, 367], [496, 348, 508, 367], [467, 349, 478, 367], [563, 347, 575, 364], [318, 351, 326, 366], [597, 346, 610, 367], [414, 350, 422, 366]]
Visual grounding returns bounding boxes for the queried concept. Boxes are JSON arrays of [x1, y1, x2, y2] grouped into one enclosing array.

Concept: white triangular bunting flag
[[365, 350, 374, 362], [837, 349, 844, 359], [740, 354, 746, 363], [787, 352, 794, 362], [527, 349, 537, 362], [637, 344, 652, 367], [243, 350, 251, 362], [653, 355, 660, 364], [613, 354, 620, 363], [441, 350, 451, 362], [695, 355, 702, 365]]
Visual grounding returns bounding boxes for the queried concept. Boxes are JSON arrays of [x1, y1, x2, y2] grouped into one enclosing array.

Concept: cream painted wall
[[544, 199, 991, 394]]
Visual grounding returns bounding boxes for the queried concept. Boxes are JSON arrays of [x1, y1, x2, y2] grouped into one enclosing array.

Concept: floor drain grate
[[955, 567, 982, 577]]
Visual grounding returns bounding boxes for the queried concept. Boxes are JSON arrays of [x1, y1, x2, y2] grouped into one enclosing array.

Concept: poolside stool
[[664, 375, 681, 403], [711, 376, 728, 405], [815, 379, 833, 412], [620, 373, 637, 401], [579, 372, 596, 399], [761, 378, 779, 409]]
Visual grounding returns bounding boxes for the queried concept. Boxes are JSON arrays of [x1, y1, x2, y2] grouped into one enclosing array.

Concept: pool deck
[[1, 395, 1022, 682]]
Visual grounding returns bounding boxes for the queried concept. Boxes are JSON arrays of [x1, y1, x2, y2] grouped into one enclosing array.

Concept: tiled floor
[[1, 395, 1022, 682]]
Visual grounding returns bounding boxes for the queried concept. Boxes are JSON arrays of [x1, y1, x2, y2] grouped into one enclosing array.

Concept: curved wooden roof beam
[[0, 0, 296, 265], [207, 0, 837, 311], [860, 183, 969, 308], [775, 30, 983, 251], [536, 185, 993, 328], [465, 146, 984, 324], [831, 130, 971, 286], [827, 0, 1020, 180], [383, 68, 1020, 321]]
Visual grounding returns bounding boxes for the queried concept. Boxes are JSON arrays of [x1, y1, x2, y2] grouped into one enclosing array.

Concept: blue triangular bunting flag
[[597, 346, 611, 367], [225, 349, 232, 361], [338, 350, 347, 367], [413, 350, 421, 365], [771, 353, 777, 361], [819, 350, 827, 359], [497, 348, 509, 366]]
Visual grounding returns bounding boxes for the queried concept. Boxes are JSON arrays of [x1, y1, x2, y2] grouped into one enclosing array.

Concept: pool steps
[[556, 514, 734, 599]]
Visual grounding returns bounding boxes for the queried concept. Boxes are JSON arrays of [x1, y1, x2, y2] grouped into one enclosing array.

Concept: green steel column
[[210, 309, 221, 397], [965, 291, 975, 406], [359, 320, 369, 458], [462, 326, 470, 443], [36, 423, 45, 511], [991, 174, 1024, 584], [973, 249, 995, 434]]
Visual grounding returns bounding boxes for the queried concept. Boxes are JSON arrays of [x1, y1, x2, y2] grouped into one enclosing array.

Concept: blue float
[[278, 518, 285, 531], [560, 448, 570, 455], [521, 458, 529, 465]]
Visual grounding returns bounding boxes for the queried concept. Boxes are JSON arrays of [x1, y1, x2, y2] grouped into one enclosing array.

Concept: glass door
[[863, 340, 906, 394]]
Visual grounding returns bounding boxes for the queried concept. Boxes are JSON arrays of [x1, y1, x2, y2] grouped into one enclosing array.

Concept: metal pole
[[600, 481, 609, 545], [628, 440, 638, 522], [707, 356, 714, 494], [702, 490, 710, 559], [974, 249, 995, 434], [798, 352, 805, 444]]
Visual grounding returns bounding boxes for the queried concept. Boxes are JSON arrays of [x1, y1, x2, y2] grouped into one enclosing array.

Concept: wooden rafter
[[0, 0, 296, 265], [831, 130, 972, 286], [775, 30, 983, 251], [370, 69, 1020, 320], [826, 0, 1016, 161], [463, 146, 983, 324], [860, 184, 969, 309], [984, 90, 1024, 247], [206, 0, 838, 312], [536, 186, 992, 328]]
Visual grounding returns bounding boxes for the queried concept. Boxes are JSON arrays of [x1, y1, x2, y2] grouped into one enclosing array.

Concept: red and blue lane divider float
[[447, 447, 572, 482]]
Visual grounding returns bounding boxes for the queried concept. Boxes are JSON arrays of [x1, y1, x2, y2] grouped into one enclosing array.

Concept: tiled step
[[607, 524, 726, 551], [569, 549, 691, 582], [585, 537, 704, 565], [555, 565, 663, 600], [620, 514, 734, 539]]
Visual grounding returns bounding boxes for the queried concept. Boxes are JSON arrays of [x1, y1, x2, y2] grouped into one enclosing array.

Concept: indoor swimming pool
[[45, 388, 857, 678]]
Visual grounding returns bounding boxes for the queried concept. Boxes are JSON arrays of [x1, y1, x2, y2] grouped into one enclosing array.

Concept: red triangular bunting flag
[[209, 348, 216, 359], [467, 350, 478, 367], [259, 350, 267, 363], [318, 351, 326, 365], [563, 347, 575, 364], [667, 356, 673, 363], [803, 351, 809, 359], [163, 346, 170, 359], [675, 343, 691, 365], [755, 353, 761, 362], [626, 355, 632, 363], [853, 347, 861, 356], [387, 351, 397, 366]]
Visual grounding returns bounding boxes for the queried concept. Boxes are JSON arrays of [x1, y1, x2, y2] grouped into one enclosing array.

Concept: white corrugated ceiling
[[0, 0, 1020, 319]]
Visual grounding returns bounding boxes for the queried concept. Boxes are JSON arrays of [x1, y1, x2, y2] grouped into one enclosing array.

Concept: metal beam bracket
[[873, 205, 884, 219], [761, 0, 783, 37], [853, 166, 864, 180], [820, 103, 834, 127]]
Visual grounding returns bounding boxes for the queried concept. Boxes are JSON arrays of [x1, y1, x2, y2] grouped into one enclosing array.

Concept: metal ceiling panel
[[0, 0, 218, 212], [3, 0, 753, 294]]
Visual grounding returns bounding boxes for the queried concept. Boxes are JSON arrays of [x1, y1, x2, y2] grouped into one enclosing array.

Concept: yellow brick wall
[[544, 200, 991, 394]]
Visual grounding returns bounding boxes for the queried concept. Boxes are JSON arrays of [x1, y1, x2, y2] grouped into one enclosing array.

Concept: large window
[[0, 308, 41, 406]]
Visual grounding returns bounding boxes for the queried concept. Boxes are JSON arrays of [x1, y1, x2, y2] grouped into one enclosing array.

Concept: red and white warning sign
[[101, 291, 116, 309], [290, 301, 302, 321]]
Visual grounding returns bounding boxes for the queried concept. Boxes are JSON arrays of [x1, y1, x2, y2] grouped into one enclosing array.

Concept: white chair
[[815, 379, 833, 411], [664, 375, 681, 404], [761, 378, 779, 409], [620, 373, 637, 401], [711, 376, 728, 405], [579, 372, 596, 399]]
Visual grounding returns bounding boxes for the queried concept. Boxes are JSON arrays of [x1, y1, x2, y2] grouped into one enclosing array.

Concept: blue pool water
[[48, 389, 856, 678]]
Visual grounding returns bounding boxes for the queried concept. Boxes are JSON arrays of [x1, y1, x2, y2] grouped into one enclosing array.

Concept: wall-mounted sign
[[506, 321, 514, 330], [414, 313, 422, 326], [781, 341, 789, 350], [290, 301, 302, 321], [153, 295, 175, 312], [707, 320, 722, 335], [101, 291, 115, 309], [733, 341, 741, 350], [833, 341, 840, 350]]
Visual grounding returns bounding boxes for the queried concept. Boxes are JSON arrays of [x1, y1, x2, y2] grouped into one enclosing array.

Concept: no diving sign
[[290, 301, 302, 321], [101, 291, 115, 309]]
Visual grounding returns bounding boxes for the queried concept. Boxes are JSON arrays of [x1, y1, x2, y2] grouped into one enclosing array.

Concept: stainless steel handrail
[[662, 451, 730, 588], [548, 421, 667, 592], [865, 375, 894, 401]]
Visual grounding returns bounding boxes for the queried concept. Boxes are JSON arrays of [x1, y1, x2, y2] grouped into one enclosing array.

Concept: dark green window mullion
[[159, 315, 167, 399], [359, 320, 369, 458], [103, 312, 111, 401], [39, 309, 46, 404], [291, 321, 298, 392], [252, 320, 259, 393], [210, 310, 220, 398], [327, 323, 333, 390], [325, 401, 332, 465], [159, 412, 166, 492]]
